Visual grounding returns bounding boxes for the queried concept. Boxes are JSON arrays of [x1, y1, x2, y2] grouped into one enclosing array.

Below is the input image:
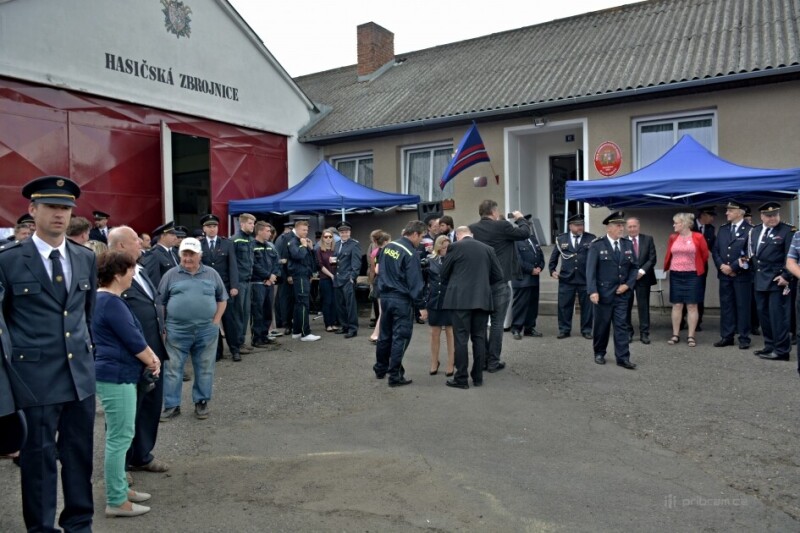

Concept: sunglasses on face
[[323, 235, 333, 239]]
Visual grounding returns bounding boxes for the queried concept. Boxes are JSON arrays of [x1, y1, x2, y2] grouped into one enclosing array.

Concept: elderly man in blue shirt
[[158, 237, 227, 421]]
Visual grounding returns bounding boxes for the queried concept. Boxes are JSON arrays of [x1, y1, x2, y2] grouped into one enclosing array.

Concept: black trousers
[[625, 282, 652, 336], [250, 282, 269, 343], [216, 295, 240, 359], [292, 276, 311, 336], [126, 375, 164, 468], [19, 395, 95, 533], [452, 309, 489, 385], [592, 293, 632, 363], [755, 289, 791, 356], [335, 281, 359, 334], [511, 285, 539, 331], [557, 282, 593, 334], [718, 279, 752, 343], [374, 298, 413, 382], [276, 282, 294, 329]]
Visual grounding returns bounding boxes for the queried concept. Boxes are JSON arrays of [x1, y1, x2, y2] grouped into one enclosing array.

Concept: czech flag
[[439, 122, 492, 190]]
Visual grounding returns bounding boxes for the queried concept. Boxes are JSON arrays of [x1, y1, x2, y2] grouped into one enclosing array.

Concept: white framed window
[[633, 110, 717, 169], [402, 143, 454, 202], [332, 153, 373, 188]]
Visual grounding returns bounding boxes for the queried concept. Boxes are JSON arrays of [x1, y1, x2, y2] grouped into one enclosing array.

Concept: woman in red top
[[664, 212, 710, 347]]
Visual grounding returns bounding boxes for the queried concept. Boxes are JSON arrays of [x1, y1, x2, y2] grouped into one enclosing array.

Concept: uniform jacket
[[0, 238, 97, 408], [333, 238, 362, 288], [89, 227, 109, 244], [252, 239, 280, 282], [469, 217, 531, 282], [692, 221, 716, 260], [376, 236, 426, 307], [232, 229, 255, 283], [548, 232, 596, 285], [0, 283, 32, 414], [201, 236, 239, 291], [749, 222, 794, 292], [586, 236, 639, 304], [274, 231, 293, 281], [143, 243, 178, 288], [441, 237, 504, 311], [286, 233, 316, 278], [425, 256, 447, 310], [711, 220, 753, 282], [628, 233, 657, 287], [121, 268, 168, 361], [512, 237, 545, 289]]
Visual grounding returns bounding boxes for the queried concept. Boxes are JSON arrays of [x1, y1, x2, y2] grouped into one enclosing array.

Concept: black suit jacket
[[629, 233, 657, 287], [0, 238, 96, 408], [512, 237, 545, 288], [201, 237, 239, 291], [121, 269, 168, 361], [441, 237, 504, 311], [469, 217, 531, 282], [692, 221, 716, 259], [586, 237, 638, 304], [89, 227, 108, 244], [711, 221, 753, 282]]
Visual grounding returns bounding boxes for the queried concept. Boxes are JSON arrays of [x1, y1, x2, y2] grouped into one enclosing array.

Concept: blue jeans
[[163, 323, 219, 408]]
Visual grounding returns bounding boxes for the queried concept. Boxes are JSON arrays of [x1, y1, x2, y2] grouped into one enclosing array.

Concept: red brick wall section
[[357, 22, 394, 77]]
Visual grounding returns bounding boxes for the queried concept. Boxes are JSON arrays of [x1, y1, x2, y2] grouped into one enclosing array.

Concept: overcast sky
[[227, 0, 639, 77]]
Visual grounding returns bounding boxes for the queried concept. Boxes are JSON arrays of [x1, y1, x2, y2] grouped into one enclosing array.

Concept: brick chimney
[[357, 22, 394, 78]]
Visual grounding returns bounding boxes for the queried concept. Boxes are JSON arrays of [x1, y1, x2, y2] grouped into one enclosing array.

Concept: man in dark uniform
[[0, 282, 30, 458], [511, 234, 545, 339], [743, 207, 761, 336], [251, 221, 280, 348], [549, 214, 595, 339], [5, 214, 35, 243], [108, 226, 171, 476], [232, 213, 256, 352], [262, 223, 281, 336], [690, 207, 716, 330], [287, 219, 320, 341], [0, 176, 97, 532], [469, 200, 531, 372], [374, 220, 428, 387], [749, 202, 794, 361], [333, 220, 362, 338], [624, 217, 657, 344], [143, 221, 180, 287], [88, 210, 110, 244], [200, 214, 241, 361], [441, 226, 504, 389], [711, 201, 753, 349], [274, 221, 296, 335], [586, 211, 638, 370]]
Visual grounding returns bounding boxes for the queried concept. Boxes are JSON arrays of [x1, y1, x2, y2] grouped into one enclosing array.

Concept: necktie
[[613, 241, 620, 261], [731, 224, 736, 237], [632, 236, 639, 257], [210, 239, 216, 252], [759, 228, 771, 252], [573, 235, 578, 249], [49, 249, 67, 306]]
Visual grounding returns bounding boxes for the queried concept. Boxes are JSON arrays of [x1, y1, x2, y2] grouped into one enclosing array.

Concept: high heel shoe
[[429, 362, 440, 375], [445, 370, 454, 377]]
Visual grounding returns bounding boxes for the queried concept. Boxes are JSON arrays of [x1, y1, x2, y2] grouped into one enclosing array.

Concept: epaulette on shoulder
[[350, 238, 359, 244], [591, 236, 603, 243], [0, 240, 21, 253]]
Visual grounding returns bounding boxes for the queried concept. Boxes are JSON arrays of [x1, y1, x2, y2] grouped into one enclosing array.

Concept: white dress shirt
[[32, 233, 72, 287]]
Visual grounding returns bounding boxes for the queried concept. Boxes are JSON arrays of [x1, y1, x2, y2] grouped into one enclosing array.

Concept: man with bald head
[[108, 227, 170, 475]]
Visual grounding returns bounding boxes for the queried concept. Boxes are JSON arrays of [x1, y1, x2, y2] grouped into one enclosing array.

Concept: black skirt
[[669, 270, 704, 304], [427, 308, 452, 327]]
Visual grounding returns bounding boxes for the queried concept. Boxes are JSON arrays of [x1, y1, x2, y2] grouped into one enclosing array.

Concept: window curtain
[[639, 123, 674, 168]]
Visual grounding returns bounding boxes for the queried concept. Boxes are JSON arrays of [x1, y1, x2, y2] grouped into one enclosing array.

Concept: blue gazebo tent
[[228, 160, 420, 217], [566, 135, 800, 209]]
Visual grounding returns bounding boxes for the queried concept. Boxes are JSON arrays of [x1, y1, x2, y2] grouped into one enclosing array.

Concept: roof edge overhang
[[299, 66, 800, 145]]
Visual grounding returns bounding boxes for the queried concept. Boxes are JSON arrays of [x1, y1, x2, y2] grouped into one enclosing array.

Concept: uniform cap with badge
[[602, 211, 625, 225], [759, 201, 781, 215], [22, 176, 81, 207], [200, 214, 220, 226], [152, 221, 177, 237], [92, 210, 110, 220]]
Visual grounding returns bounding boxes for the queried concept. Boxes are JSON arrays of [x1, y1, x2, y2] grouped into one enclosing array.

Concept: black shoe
[[334, 328, 346, 334], [640, 335, 651, 345], [232, 352, 242, 362], [594, 355, 606, 365], [194, 401, 209, 420], [283, 327, 292, 335], [160, 406, 181, 422], [582, 332, 593, 340], [524, 328, 543, 337], [388, 377, 413, 387], [739, 342, 751, 350], [344, 331, 357, 339], [445, 379, 469, 389], [753, 348, 773, 356], [368, 319, 377, 328], [713, 338, 735, 347], [445, 371, 454, 377], [416, 318, 426, 325], [617, 360, 637, 370], [758, 353, 790, 361], [472, 380, 483, 387], [556, 332, 570, 339], [751, 327, 761, 336], [487, 362, 506, 373], [512, 330, 522, 340], [375, 373, 386, 379]]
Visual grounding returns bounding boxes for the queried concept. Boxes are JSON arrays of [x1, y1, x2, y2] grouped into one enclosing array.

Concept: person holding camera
[[93, 250, 161, 517], [287, 219, 320, 341]]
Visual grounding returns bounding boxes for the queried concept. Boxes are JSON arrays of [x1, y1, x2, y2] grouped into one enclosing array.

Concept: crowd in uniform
[[2, 175, 800, 531]]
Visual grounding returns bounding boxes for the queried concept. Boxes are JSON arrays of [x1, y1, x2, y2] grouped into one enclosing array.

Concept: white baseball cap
[[178, 237, 202, 254]]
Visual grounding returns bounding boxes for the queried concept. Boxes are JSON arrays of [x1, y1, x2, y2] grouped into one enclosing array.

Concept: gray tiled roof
[[295, 0, 800, 142]]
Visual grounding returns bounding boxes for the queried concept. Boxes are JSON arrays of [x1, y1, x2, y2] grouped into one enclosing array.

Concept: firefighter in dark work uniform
[[374, 220, 428, 387]]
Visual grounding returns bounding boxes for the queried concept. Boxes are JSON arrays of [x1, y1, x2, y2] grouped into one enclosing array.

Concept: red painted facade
[[0, 77, 288, 235]]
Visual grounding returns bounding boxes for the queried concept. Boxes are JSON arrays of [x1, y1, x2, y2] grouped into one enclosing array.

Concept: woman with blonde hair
[[315, 228, 338, 332], [664, 212, 709, 347], [426, 235, 455, 375], [369, 231, 391, 343]]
